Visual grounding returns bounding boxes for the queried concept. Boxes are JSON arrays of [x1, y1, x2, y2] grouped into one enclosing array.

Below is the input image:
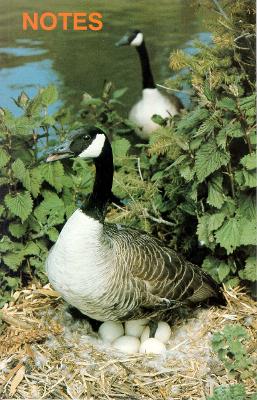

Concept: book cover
[[0, 1, 256, 399]]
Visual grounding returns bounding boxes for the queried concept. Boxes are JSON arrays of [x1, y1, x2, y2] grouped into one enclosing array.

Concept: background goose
[[46, 126, 224, 323], [116, 29, 183, 140]]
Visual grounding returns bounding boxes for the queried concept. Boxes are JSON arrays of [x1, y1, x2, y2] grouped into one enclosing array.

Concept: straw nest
[[0, 283, 256, 400]]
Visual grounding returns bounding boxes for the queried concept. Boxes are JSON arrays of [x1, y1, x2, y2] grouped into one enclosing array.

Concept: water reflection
[[0, 57, 61, 113]]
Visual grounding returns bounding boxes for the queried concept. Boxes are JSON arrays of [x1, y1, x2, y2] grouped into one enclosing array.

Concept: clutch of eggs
[[98, 319, 171, 354]]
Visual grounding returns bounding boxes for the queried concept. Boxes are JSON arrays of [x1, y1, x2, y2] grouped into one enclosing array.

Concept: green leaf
[[151, 114, 166, 126], [207, 384, 246, 400], [30, 168, 42, 198], [3, 252, 24, 270], [207, 175, 225, 209], [179, 165, 194, 181], [0, 148, 10, 168], [0, 236, 15, 253], [215, 217, 241, 254], [240, 219, 257, 246], [112, 87, 128, 99], [27, 93, 44, 115], [235, 170, 256, 188], [224, 121, 243, 138], [112, 138, 131, 159], [249, 131, 256, 145], [13, 116, 36, 136], [23, 242, 40, 256], [47, 227, 59, 242], [216, 128, 227, 149], [0, 205, 5, 218], [177, 107, 209, 132], [41, 85, 58, 106], [240, 153, 256, 170], [12, 160, 42, 197], [5, 191, 33, 222], [168, 154, 187, 167], [220, 197, 236, 217], [6, 277, 19, 289], [8, 223, 27, 238], [189, 136, 203, 150], [42, 115, 56, 126], [12, 158, 26, 177], [239, 94, 256, 109], [195, 141, 230, 182], [197, 215, 216, 248], [239, 257, 257, 282], [236, 194, 256, 220], [151, 170, 164, 182], [217, 97, 236, 111], [40, 162, 64, 192], [34, 191, 64, 225], [188, 181, 198, 201], [202, 256, 220, 282], [225, 277, 240, 288], [218, 262, 231, 282], [194, 116, 219, 137], [208, 212, 225, 232], [0, 177, 9, 185]]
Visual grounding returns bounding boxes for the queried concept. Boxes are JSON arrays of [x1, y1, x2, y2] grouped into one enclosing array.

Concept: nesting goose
[[116, 29, 183, 140], [46, 126, 223, 322]]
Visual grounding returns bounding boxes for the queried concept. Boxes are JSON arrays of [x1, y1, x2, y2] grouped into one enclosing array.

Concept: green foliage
[[210, 324, 257, 399], [100, 0, 256, 284], [207, 384, 247, 400], [0, 81, 135, 305], [0, 86, 94, 306], [149, 0, 256, 284], [212, 325, 255, 379]]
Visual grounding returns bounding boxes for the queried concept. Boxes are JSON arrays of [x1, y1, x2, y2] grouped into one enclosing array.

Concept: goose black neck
[[82, 140, 114, 221], [137, 41, 155, 89]]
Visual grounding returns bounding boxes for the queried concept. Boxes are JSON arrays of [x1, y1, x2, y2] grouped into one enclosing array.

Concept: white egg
[[125, 319, 149, 337], [140, 321, 171, 344], [155, 321, 171, 344], [141, 326, 150, 343], [98, 321, 124, 343], [112, 335, 140, 354], [139, 338, 166, 354]]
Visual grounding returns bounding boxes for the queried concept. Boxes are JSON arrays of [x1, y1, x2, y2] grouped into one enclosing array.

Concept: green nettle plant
[[0, 87, 95, 306], [161, 0, 256, 286], [208, 383, 256, 400], [212, 324, 254, 379], [0, 85, 135, 306], [210, 324, 257, 400], [105, 0, 256, 288]]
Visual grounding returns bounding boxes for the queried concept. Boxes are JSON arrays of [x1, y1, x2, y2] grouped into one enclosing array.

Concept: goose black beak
[[46, 140, 74, 162], [115, 33, 130, 47]]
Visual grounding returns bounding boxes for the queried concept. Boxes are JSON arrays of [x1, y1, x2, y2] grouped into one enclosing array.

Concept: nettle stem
[[243, 128, 252, 155], [227, 162, 235, 198], [236, 103, 253, 155], [6, 128, 15, 194]]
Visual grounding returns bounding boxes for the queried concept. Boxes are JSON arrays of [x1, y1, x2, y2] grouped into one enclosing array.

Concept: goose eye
[[84, 135, 90, 141]]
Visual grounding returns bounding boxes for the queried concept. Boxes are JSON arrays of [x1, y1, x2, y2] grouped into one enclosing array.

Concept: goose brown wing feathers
[[105, 224, 220, 304]]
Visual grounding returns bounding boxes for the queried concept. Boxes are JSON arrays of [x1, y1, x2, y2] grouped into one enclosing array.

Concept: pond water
[[0, 0, 209, 115]]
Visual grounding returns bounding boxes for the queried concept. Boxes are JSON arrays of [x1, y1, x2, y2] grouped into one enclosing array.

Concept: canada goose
[[46, 126, 223, 323], [116, 29, 183, 140]]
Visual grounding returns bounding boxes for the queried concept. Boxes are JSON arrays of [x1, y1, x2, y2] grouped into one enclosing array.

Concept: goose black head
[[47, 126, 107, 162], [116, 29, 144, 47]]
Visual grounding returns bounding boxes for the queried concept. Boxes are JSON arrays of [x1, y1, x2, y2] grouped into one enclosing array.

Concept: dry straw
[[0, 283, 256, 399]]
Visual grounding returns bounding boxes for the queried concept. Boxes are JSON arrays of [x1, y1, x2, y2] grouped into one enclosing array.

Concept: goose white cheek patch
[[78, 134, 105, 158], [131, 32, 144, 47]]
